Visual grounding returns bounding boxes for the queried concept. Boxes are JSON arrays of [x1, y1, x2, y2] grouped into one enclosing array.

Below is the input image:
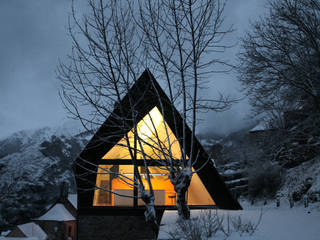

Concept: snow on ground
[[158, 200, 320, 240]]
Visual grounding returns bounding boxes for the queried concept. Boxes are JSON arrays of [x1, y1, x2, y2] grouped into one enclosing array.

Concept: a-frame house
[[75, 69, 241, 240]]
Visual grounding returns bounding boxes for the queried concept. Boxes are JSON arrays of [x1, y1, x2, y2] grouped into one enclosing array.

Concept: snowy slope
[[278, 156, 320, 205], [0, 120, 87, 230]]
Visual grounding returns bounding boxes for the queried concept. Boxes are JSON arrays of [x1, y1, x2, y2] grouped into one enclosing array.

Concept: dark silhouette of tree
[[238, 0, 320, 126]]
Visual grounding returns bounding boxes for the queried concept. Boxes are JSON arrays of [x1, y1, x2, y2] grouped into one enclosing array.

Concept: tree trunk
[[176, 187, 190, 219], [140, 186, 158, 226], [170, 169, 192, 219]]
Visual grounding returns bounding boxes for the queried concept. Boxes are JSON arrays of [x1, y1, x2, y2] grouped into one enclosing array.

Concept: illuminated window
[[137, 166, 175, 206], [188, 168, 215, 205], [93, 107, 215, 207], [93, 165, 134, 206], [102, 107, 183, 160]]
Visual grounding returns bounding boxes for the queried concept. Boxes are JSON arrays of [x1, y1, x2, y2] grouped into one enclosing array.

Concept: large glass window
[[93, 165, 134, 206], [93, 106, 215, 207], [137, 167, 175, 206], [102, 107, 183, 160], [188, 169, 215, 205]]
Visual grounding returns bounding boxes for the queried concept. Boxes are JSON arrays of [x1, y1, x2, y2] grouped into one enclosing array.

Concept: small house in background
[[75, 70, 241, 240], [5, 222, 47, 240], [4, 185, 77, 240], [33, 186, 77, 240], [3, 192, 77, 240]]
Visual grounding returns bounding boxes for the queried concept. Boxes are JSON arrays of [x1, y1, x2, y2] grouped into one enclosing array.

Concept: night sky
[[0, 0, 267, 138]]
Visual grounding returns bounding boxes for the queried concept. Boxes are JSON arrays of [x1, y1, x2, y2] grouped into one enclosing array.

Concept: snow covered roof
[[250, 122, 267, 132], [0, 231, 10, 236], [17, 222, 47, 240], [68, 194, 77, 209], [36, 203, 75, 221], [0, 238, 39, 240]]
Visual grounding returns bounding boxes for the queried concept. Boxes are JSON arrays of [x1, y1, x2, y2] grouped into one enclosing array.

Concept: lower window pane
[[138, 166, 175, 206], [93, 165, 134, 206]]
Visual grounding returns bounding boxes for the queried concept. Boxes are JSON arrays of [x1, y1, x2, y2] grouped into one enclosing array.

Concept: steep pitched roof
[[36, 203, 75, 221], [75, 69, 242, 210]]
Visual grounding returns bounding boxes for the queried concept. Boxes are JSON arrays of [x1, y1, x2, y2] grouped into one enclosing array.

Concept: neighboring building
[[5, 222, 47, 240], [34, 193, 77, 240], [4, 193, 77, 240], [75, 70, 241, 240]]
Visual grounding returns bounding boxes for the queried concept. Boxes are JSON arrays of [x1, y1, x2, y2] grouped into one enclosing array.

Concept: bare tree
[[58, 0, 233, 222], [238, 0, 320, 126], [58, 0, 159, 226], [135, 0, 233, 219], [238, 0, 320, 169]]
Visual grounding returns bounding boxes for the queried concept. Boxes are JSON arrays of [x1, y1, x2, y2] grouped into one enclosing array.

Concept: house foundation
[[77, 209, 163, 240]]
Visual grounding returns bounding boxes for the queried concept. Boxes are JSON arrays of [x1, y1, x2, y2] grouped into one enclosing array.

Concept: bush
[[247, 161, 282, 199], [167, 209, 262, 240], [168, 217, 202, 240]]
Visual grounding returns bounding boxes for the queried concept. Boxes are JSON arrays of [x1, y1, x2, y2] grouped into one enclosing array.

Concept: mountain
[[205, 121, 320, 209], [0, 121, 89, 230]]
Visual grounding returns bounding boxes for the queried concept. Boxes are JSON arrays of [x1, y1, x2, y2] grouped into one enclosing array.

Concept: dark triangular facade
[[74, 69, 242, 214]]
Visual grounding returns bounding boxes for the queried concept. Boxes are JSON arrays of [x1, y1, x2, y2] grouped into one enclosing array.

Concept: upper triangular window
[[102, 107, 183, 160]]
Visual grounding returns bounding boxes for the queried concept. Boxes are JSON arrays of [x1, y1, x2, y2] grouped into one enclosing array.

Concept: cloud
[[197, 0, 268, 135], [0, 0, 268, 138], [0, 0, 72, 137]]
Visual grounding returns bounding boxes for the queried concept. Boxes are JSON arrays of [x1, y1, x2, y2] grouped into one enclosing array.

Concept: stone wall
[[78, 215, 159, 240]]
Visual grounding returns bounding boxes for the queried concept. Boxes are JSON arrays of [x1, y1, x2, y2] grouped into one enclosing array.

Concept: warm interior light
[[102, 106, 183, 160], [93, 164, 215, 206], [93, 106, 215, 207], [138, 107, 162, 140]]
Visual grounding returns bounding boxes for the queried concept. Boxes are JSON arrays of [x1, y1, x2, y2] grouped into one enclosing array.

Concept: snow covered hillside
[[278, 156, 320, 205], [0, 121, 88, 230], [204, 120, 320, 208]]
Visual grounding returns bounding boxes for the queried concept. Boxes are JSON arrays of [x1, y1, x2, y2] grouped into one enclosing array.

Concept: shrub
[[168, 217, 202, 240], [167, 209, 262, 240], [247, 161, 282, 199]]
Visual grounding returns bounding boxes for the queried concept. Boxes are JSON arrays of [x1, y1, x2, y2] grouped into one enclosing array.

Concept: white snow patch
[[224, 169, 236, 174], [250, 122, 266, 132], [226, 178, 248, 184], [68, 194, 77, 209], [0, 231, 10, 236], [225, 141, 233, 147], [36, 203, 75, 221]]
